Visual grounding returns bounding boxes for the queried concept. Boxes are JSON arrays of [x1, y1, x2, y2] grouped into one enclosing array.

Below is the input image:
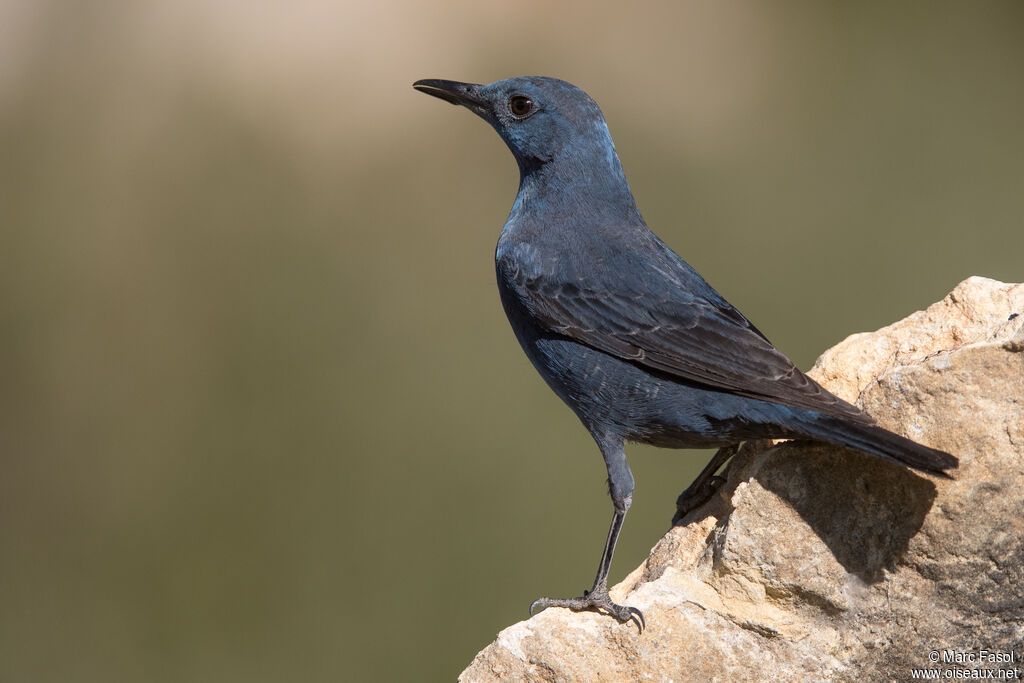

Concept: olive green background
[[1, 2, 1021, 681]]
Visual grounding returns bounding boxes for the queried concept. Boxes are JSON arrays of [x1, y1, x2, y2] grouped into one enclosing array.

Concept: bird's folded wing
[[506, 267, 871, 424]]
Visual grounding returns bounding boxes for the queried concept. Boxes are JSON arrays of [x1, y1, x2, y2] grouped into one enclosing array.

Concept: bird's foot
[[529, 587, 645, 632], [673, 474, 727, 524]]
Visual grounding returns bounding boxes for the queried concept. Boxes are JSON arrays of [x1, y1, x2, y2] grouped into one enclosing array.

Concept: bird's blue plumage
[[414, 75, 957, 629]]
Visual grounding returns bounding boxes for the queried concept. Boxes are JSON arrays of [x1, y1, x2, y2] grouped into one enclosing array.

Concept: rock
[[460, 277, 1024, 682]]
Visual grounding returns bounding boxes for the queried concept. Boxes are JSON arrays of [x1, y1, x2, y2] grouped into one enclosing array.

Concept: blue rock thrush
[[413, 76, 957, 631]]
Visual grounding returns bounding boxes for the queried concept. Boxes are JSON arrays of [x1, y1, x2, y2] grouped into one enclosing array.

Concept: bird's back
[[497, 205, 872, 427]]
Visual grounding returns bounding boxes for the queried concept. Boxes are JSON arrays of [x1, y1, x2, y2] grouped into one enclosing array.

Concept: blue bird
[[413, 76, 957, 631]]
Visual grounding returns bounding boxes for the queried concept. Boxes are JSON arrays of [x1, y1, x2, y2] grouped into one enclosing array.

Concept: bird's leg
[[673, 444, 738, 524], [530, 501, 645, 631], [530, 435, 645, 632]]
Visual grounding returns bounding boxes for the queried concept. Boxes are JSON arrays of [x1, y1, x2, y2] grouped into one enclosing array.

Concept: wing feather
[[501, 251, 870, 424]]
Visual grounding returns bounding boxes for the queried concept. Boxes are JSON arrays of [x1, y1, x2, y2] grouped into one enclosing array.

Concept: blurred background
[[1, 1, 1021, 680]]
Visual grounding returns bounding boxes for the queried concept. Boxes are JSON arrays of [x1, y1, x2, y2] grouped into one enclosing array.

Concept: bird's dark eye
[[508, 95, 535, 118]]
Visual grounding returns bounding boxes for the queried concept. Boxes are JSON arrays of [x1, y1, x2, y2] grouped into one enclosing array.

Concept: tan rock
[[460, 277, 1024, 682]]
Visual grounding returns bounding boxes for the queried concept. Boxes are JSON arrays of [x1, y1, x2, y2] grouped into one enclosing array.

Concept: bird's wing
[[499, 247, 870, 423]]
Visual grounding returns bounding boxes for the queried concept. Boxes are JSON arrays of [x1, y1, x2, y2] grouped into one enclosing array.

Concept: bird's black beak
[[413, 79, 487, 113]]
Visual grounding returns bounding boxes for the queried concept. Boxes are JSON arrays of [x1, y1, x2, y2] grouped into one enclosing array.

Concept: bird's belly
[[521, 335, 779, 448], [496, 276, 798, 448]]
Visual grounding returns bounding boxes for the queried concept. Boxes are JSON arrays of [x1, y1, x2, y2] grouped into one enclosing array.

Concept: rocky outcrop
[[461, 277, 1024, 682]]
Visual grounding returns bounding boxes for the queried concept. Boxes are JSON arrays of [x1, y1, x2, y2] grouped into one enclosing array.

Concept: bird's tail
[[797, 413, 958, 477]]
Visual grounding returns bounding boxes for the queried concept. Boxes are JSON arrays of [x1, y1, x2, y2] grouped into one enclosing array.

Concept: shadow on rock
[[754, 441, 938, 584]]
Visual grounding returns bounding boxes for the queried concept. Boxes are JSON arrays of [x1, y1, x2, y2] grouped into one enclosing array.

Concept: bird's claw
[[674, 474, 727, 524], [529, 589, 645, 632]]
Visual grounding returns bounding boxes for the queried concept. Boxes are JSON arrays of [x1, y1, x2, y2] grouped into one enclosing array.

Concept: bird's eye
[[508, 95, 536, 118]]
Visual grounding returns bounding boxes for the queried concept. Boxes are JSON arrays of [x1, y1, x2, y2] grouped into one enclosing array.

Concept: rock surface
[[460, 277, 1024, 682]]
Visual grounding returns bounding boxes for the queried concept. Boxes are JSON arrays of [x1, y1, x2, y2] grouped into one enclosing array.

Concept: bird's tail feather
[[799, 414, 958, 477]]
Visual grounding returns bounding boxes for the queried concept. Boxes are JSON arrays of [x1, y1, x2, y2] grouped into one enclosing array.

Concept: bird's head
[[414, 76, 619, 180]]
